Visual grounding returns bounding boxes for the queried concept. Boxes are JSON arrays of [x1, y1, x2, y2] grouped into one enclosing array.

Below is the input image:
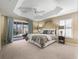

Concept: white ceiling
[[0, 0, 78, 21], [0, 0, 27, 19]]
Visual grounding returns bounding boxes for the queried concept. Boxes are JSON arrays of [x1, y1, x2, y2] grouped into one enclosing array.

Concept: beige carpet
[[0, 40, 77, 59]]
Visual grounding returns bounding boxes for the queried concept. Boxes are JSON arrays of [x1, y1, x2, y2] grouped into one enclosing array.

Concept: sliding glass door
[[13, 22, 28, 36]]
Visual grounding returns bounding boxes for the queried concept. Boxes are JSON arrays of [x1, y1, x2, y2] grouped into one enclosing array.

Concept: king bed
[[28, 29, 58, 48]]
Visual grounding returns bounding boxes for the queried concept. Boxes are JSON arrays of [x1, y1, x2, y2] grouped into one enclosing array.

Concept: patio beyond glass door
[[12, 22, 28, 41]]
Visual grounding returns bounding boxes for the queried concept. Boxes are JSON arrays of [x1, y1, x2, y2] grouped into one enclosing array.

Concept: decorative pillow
[[31, 35, 49, 43], [32, 36, 37, 41]]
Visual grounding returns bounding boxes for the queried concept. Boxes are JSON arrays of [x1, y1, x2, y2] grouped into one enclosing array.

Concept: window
[[59, 19, 72, 38], [13, 22, 28, 36], [23, 24, 29, 34], [65, 19, 72, 38], [59, 20, 65, 26], [59, 20, 65, 36]]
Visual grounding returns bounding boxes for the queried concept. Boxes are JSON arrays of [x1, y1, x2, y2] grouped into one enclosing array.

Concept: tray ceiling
[[0, 0, 77, 21]]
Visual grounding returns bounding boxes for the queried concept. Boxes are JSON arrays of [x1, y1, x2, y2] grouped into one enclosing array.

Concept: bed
[[29, 34, 56, 48], [28, 29, 57, 48]]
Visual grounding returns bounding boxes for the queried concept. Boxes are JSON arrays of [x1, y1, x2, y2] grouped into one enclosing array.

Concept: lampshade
[[59, 26, 64, 29]]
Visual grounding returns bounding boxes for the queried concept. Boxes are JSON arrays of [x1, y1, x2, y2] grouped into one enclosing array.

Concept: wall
[[52, 12, 78, 44], [0, 13, 1, 50], [0, 15, 8, 50], [33, 12, 78, 45], [1, 16, 8, 45], [33, 20, 58, 33]]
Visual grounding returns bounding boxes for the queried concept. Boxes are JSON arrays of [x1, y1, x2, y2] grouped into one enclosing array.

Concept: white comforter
[[28, 34, 57, 48]]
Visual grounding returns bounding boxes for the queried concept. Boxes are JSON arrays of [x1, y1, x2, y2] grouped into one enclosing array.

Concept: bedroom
[[0, 0, 78, 59]]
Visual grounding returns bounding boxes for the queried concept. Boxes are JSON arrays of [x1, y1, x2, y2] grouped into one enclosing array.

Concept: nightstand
[[58, 36, 65, 44]]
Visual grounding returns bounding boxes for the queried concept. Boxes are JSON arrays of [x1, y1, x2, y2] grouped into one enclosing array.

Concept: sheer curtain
[[59, 19, 72, 38], [7, 17, 14, 43]]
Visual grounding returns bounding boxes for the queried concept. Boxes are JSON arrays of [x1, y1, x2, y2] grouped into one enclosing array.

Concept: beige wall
[[52, 12, 78, 44], [0, 13, 1, 50], [33, 20, 58, 33], [33, 12, 78, 44], [0, 15, 8, 49]]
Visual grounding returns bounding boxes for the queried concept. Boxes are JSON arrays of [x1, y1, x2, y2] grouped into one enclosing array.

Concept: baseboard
[[65, 42, 78, 46]]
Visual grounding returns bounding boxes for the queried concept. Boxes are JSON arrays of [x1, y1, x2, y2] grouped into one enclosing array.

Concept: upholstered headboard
[[42, 29, 56, 36]]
